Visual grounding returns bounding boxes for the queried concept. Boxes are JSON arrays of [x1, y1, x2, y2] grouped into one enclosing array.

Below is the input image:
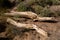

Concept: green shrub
[[16, 2, 27, 11], [36, 0, 60, 7], [39, 7, 58, 17], [52, 0, 60, 5], [17, 0, 36, 11], [0, 0, 60, 17], [32, 5, 43, 14], [24, 0, 36, 6]]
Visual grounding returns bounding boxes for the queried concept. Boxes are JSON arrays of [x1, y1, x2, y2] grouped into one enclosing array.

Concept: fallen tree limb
[[5, 12, 37, 19], [34, 17, 58, 22], [7, 18, 48, 38], [5, 12, 57, 22]]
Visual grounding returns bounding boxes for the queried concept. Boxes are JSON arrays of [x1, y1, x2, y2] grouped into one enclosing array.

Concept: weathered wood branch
[[5, 12, 57, 22], [7, 18, 48, 37], [34, 17, 58, 22], [5, 12, 37, 19]]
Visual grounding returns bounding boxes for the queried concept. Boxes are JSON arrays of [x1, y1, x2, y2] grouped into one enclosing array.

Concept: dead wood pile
[[0, 11, 58, 40]]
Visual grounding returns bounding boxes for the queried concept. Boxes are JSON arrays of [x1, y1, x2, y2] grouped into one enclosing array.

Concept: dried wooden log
[[5, 12, 37, 19], [7, 18, 48, 37], [5, 11, 57, 22], [34, 17, 58, 22]]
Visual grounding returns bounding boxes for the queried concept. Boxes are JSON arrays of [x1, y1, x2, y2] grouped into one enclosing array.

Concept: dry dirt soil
[[0, 17, 60, 40]]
